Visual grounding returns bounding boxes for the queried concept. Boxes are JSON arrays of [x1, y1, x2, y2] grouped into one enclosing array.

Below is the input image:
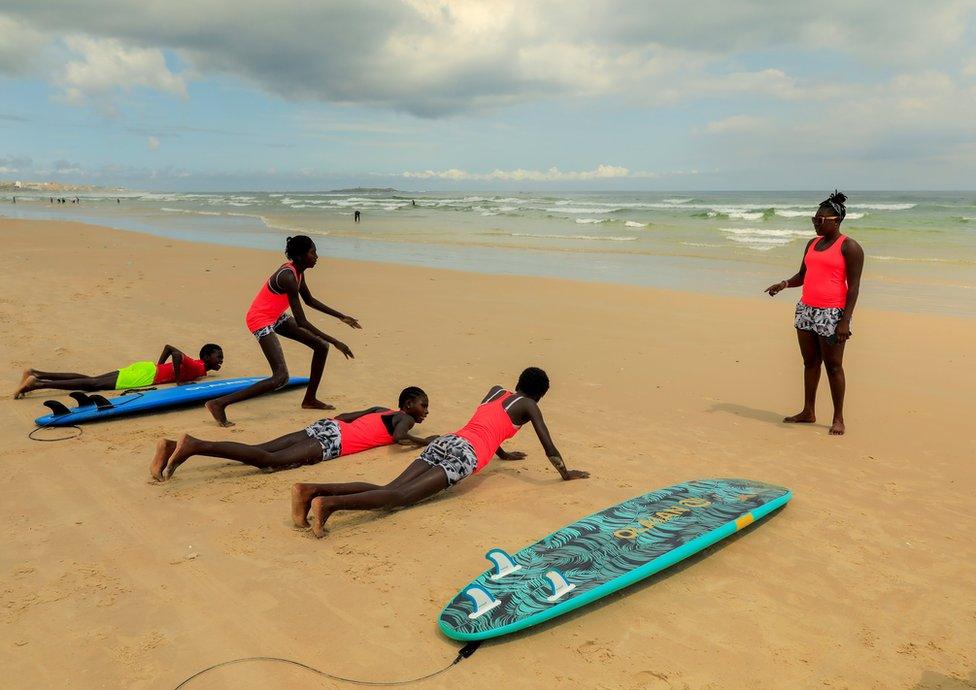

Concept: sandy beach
[[1, 217, 974, 688]]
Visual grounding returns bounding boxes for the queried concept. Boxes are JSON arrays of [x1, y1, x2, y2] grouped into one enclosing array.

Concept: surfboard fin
[[88, 395, 114, 410], [485, 548, 522, 580], [69, 392, 95, 408], [42, 400, 71, 417], [462, 585, 501, 620], [543, 570, 576, 602]]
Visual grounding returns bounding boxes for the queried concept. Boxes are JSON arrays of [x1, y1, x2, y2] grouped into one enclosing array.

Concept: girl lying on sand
[[291, 367, 588, 538], [151, 387, 434, 481]]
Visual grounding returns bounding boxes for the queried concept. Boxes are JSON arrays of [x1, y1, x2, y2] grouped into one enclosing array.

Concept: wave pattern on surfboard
[[439, 478, 791, 640]]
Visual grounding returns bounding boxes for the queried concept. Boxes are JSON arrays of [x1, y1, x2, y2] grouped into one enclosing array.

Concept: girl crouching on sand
[[151, 387, 434, 481], [291, 367, 588, 538]]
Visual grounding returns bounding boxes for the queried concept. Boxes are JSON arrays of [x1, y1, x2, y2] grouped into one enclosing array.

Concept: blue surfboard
[[438, 478, 791, 641], [34, 376, 310, 426]]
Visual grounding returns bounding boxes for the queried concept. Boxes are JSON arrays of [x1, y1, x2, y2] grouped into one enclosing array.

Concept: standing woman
[[207, 235, 360, 427], [765, 191, 864, 435]]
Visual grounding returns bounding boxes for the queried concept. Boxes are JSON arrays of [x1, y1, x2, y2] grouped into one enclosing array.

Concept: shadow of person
[[707, 402, 789, 426], [910, 667, 976, 690]]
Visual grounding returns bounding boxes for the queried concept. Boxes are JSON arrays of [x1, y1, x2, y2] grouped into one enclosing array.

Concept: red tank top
[[245, 262, 302, 331], [337, 410, 396, 456], [455, 390, 523, 472], [801, 235, 848, 309], [153, 356, 207, 384]]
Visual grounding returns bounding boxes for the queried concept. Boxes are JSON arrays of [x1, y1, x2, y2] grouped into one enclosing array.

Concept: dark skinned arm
[[765, 238, 815, 296], [515, 399, 589, 480], [836, 239, 864, 342], [390, 413, 437, 446], [278, 272, 355, 359], [298, 280, 362, 329], [333, 406, 386, 423], [156, 344, 185, 382]]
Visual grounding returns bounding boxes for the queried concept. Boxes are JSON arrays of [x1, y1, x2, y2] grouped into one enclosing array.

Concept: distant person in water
[[292, 367, 589, 538], [15, 344, 223, 398], [354, 210, 361, 223], [765, 191, 864, 435], [206, 235, 359, 427], [152, 387, 434, 481]]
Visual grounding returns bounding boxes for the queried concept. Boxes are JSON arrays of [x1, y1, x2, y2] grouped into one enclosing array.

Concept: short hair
[[818, 190, 847, 220], [398, 386, 427, 407], [199, 343, 222, 359], [285, 235, 315, 260], [516, 367, 550, 399]]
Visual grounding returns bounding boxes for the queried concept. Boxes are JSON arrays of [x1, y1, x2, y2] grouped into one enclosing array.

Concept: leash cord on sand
[[173, 641, 482, 689], [28, 424, 82, 441]]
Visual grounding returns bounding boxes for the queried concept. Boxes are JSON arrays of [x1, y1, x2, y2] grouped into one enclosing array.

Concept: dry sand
[[1, 217, 974, 689]]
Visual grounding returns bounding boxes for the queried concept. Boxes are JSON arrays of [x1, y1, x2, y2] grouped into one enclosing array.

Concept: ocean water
[[4, 190, 975, 316]]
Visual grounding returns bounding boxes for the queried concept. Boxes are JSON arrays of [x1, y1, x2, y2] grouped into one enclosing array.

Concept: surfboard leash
[[173, 641, 482, 689], [27, 423, 83, 442]]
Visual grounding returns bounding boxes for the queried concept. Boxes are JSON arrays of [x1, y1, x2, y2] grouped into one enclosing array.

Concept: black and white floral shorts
[[794, 301, 846, 338], [304, 418, 343, 461], [252, 313, 294, 340], [419, 434, 478, 486]]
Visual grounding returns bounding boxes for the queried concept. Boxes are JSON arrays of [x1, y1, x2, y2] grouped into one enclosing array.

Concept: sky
[[1, 0, 975, 191]]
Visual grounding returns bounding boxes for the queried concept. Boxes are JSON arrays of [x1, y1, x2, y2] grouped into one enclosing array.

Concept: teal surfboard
[[438, 478, 791, 641]]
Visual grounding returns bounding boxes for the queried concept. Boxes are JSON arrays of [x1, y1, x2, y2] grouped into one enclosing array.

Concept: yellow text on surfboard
[[613, 497, 712, 540]]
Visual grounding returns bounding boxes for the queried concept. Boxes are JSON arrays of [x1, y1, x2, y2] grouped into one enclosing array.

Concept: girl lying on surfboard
[[151, 387, 434, 481], [206, 235, 360, 427], [14, 343, 223, 398], [291, 367, 589, 538]]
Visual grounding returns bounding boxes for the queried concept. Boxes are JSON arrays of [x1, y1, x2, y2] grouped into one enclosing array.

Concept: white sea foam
[[161, 207, 222, 216], [509, 233, 636, 241], [624, 221, 647, 228], [845, 212, 865, 220], [848, 203, 915, 210], [662, 198, 693, 204], [720, 227, 810, 237], [575, 218, 610, 224], [774, 209, 809, 218], [545, 207, 617, 214]]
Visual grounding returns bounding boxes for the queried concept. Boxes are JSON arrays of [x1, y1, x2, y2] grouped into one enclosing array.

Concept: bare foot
[[291, 483, 316, 528], [309, 496, 334, 538], [783, 411, 816, 424], [163, 434, 199, 479], [13, 374, 38, 399], [829, 419, 846, 435], [150, 438, 177, 481], [206, 399, 234, 427], [302, 399, 335, 411]]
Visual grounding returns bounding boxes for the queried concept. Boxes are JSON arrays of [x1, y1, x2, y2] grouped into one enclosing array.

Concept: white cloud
[[56, 36, 187, 111], [0, 15, 46, 75], [2, 1, 974, 116]]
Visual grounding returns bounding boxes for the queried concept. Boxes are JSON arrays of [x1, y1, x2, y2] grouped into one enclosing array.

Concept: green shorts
[[115, 361, 157, 390]]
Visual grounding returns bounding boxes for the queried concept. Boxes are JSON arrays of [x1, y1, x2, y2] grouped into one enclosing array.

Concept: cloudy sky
[[1, 1, 975, 190]]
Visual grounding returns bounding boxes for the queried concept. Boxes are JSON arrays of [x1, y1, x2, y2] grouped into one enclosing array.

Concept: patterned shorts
[[794, 301, 846, 338], [304, 418, 343, 461], [252, 313, 293, 340], [419, 434, 478, 487]]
